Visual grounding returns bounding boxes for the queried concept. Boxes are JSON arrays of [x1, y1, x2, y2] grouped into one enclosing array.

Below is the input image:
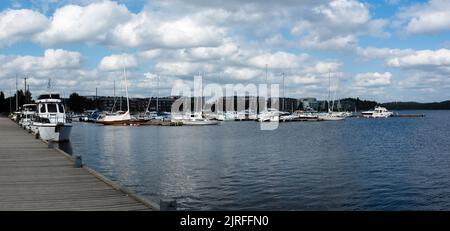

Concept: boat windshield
[[39, 104, 46, 113], [58, 104, 64, 113], [47, 104, 58, 113]]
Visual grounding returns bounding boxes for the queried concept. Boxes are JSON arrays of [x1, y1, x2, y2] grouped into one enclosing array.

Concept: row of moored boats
[[10, 89, 394, 143]]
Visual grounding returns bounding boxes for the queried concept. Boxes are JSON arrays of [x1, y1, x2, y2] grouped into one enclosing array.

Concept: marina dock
[[0, 117, 156, 211]]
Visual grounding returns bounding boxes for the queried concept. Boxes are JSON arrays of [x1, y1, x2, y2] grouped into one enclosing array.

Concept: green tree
[[68, 92, 87, 112], [0, 91, 5, 113]]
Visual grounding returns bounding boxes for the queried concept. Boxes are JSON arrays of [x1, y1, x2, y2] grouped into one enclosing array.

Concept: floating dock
[[393, 113, 426, 118], [0, 117, 157, 211]]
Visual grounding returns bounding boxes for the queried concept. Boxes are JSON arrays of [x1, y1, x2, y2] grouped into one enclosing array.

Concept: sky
[[1, 0, 450, 102]]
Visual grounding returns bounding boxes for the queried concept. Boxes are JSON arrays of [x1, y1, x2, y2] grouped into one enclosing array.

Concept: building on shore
[[299, 98, 319, 111]]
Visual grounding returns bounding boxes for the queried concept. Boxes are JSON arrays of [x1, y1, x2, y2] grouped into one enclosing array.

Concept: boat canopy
[[38, 93, 60, 100]]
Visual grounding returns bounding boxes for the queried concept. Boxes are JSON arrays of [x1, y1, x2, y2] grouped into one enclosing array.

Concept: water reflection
[[60, 111, 450, 210]]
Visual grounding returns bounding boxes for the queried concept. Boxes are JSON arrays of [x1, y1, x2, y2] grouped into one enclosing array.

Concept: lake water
[[60, 110, 450, 210]]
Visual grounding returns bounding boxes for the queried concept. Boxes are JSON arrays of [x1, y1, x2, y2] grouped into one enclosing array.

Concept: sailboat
[[97, 67, 132, 125], [318, 71, 346, 121], [179, 75, 219, 125]]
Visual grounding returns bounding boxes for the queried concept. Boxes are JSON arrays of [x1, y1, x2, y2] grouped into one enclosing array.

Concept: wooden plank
[[0, 117, 154, 211]]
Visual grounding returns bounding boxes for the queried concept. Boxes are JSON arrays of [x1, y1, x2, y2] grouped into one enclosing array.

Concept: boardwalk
[[0, 117, 154, 211]]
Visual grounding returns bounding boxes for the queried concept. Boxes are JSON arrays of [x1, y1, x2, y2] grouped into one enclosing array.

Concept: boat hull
[[362, 114, 392, 118], [182, 120, 219, 126], [36, 124, 72, 142], [319, 116, 346, 121], [96, 120, 131, 125]]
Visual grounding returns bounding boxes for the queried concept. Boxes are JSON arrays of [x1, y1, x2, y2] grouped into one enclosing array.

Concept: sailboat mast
[[335, 73, 340, 112], [282, 72, 285, 112], [124, 67, 130, 113], [265, 64, 268, 86], [15, 73, 18, 111], [332, 72, 337, 112], [157, 75, 159, 112], [328, 70, 331, 112], [24, 77, 27, 104], [265, 64, 268, 110], [111, 80, 116, 113], [9, 87, 12, 113], [145, 97, 151, 113]]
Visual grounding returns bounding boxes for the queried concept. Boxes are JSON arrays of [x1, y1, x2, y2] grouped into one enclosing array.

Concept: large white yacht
[[362, 106, 394, 118], [31, 93, 72, 142]]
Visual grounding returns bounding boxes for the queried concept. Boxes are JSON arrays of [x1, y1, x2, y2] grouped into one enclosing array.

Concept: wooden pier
[[0, 117, 157, 211]]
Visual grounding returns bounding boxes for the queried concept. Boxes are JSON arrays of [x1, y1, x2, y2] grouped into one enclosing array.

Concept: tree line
[[381, 101, 450, 110], [0, 90, 33, 114], [2, 91, 450, 115]]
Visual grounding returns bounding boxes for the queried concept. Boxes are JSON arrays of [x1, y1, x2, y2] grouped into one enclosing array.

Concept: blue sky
[[1, 0, 450, 102]]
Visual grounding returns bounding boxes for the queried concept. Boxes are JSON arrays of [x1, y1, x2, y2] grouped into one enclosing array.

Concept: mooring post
[[74, 155, 83, 168], [160, 199, 177, 211], [47, 141, 54, 149]]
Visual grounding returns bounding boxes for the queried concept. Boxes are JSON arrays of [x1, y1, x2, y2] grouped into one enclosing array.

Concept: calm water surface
[[60, 110, 450, 210]]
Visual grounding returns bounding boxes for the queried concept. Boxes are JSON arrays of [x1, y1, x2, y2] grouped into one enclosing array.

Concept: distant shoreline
[[386, 109, 450, 111], [380, 101, 450, 110]]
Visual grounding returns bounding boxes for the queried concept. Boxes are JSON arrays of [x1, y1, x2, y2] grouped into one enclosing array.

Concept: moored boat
[[97, 110, 132, 125], [181, 112, 219, 126], [19, 104, 36, 130], [258, 108, 280, 122], [97, 67, 132, 125], [318, 112, 346, 121], [362, 106, 393, 118], [31, 92, 72, 142]]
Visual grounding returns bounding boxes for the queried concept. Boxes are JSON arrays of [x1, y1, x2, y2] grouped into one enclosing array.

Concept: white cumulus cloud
[[0, 9, 49, 47], [109, 12, 226, 49], [35, 1, 131, 45], [223, 67, 262, 81], [98, 53, 138, 71], [1, 49, 81, 72], [354, 72, 392, 87], [247, 51, 308, 69], [387, 49, 450, 68], [396, 0, 450, 35]]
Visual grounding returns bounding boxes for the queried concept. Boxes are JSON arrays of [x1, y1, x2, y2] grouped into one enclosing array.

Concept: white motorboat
[[11, 111, 20, 123], [362, 106, 393, 118], [31, 93, 72, 142], [217, 111, 237, 121], [318, 108, 347, 121], [258, 108, 280, 122], [182, 112, 219, 125], [19, 104, 36, 130], [318, 112, 346, 121], [236, 110, 258, 121], [292, 111, 321, 121], [279, 111, 299, 122]]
